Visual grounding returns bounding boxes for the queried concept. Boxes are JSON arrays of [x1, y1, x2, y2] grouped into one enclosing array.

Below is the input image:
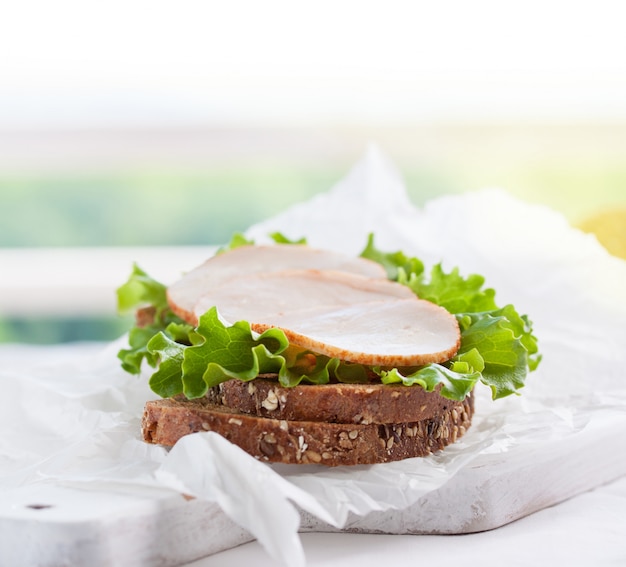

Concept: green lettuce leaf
[[380, 363, 480, 400], [217, 231, 307, 255], [146, 331, 187, 397], [361, 234, 540, 399], [116, 264, 188, 375], [360, 233, 424, 281], [400, 265, 497, 314], [118, 324, 162, 374], [145, 307, 370, 398], [216, 232, 255, 255], [180, 307, 289, 397], [457, 305, 540, 398], [116, 263, 169, 315], [269, 232, 307, 245]]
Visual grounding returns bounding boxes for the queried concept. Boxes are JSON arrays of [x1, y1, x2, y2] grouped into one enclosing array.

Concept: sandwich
[[117, 234, 540, 466]]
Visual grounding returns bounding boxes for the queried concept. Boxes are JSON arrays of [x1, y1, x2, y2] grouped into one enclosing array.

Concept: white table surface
[[1, 343, 625, 567]]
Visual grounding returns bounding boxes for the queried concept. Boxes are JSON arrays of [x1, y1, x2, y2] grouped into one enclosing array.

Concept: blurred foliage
[[0, 318, 11, 342], [1, 162, 625, 249], [0, 316, 133, 344], [0, 169, 340, 247]]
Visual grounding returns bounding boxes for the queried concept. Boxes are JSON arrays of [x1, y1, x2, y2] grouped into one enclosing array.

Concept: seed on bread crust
[[261, 389, 279, 411]]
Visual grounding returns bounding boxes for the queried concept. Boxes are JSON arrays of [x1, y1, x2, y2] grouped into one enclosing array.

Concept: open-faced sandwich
[[117, 234, 540, 466]]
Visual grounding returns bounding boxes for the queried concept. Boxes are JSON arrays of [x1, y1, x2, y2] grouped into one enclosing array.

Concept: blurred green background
[[1, 123, 625, 343]]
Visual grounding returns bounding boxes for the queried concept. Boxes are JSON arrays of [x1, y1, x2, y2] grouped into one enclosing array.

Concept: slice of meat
[[191, 269, 415, 325], [191, 270, 460, 367], [167, 245, 387, 322]]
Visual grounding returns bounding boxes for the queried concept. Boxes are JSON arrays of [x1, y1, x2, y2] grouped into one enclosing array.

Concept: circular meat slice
[[192, 270, 460, 367], [167, 244, 387, 321]]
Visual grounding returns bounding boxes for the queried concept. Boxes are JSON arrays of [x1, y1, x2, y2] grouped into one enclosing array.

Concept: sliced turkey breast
[[189, 269, 461, 367], [167, 245, 387, 322], [191, 269, 414, 325]]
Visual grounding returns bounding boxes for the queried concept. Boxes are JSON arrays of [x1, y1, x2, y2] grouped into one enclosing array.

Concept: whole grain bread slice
[[208, 378, 452, 424], [142, 393, 473, 466]]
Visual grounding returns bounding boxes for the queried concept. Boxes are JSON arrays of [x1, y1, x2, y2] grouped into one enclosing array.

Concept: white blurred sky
[[1, 0, 626, 127]]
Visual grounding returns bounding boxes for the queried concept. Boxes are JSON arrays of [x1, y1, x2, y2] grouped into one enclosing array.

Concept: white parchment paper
[[2, 147, 626, 566]]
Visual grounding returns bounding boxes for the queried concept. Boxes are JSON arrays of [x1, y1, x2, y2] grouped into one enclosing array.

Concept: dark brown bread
[[208, 378, 451, 424], [142, 392, 474, 466]]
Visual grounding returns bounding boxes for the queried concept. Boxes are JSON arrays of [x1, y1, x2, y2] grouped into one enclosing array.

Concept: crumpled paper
[[2, 146, 626, 567]]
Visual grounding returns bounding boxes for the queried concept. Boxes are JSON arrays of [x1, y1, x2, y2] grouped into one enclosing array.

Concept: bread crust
[[142, 392, 473, 466], [208, 378, 452, 424]]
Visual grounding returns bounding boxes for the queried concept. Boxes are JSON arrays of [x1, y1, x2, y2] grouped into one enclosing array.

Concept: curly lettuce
[[117, 234, 540, 401], [361, 234, 540, 399]]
